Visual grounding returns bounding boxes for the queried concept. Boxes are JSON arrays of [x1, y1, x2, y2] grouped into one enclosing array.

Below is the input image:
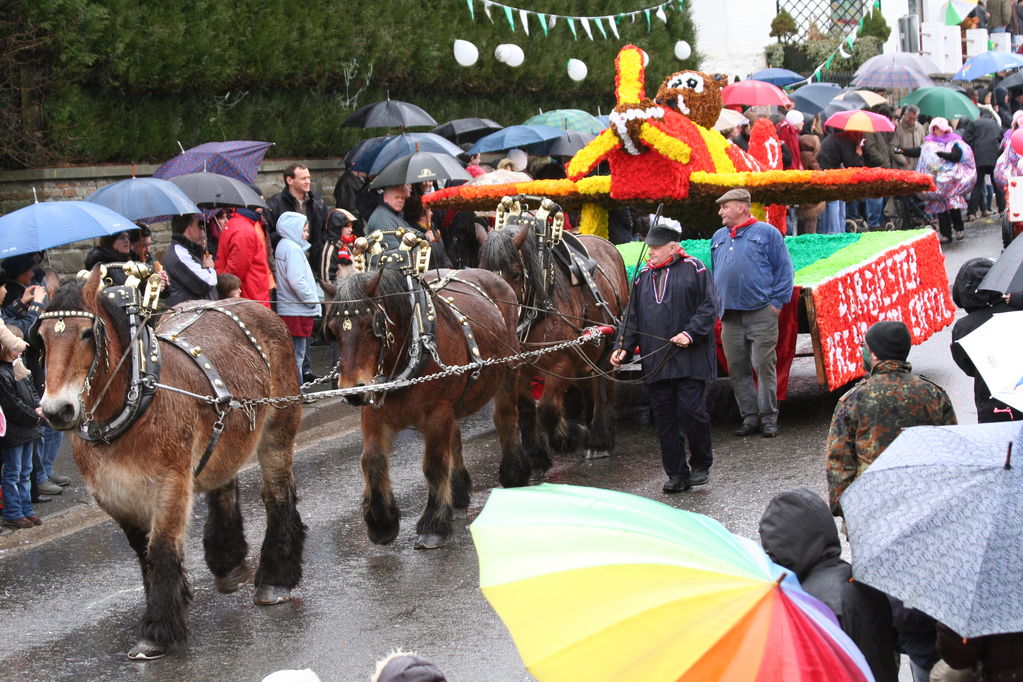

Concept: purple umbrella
[[153, 140, 274, 184]]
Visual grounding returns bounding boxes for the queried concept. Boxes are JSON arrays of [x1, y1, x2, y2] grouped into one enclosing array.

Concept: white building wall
[[690, 0, 775, 79], [880, 0, 910, 53]]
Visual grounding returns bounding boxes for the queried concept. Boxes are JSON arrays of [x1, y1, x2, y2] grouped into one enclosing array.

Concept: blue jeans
[[866, 197, 884, 228], [34, 425, 63, 483], [3, 441, 36, 520], [821, 201, 846, 234], [292, 336, 309, 387]]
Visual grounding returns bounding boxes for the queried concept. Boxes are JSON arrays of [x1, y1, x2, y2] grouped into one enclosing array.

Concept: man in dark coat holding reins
[[611, 219, 721, 494]]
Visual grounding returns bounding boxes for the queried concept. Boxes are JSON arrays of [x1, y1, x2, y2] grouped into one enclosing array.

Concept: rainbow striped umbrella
[[471, 484, 873, 682], [824, 110, 896, 133]]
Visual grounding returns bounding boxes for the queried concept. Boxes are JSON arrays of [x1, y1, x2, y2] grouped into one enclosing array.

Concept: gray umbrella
[[368, 151, 471, 190], [979, 230, 1023, 293], [169, 172, 269, 210], [843, 421, 1023, 638], [548, 130, 596, 157]]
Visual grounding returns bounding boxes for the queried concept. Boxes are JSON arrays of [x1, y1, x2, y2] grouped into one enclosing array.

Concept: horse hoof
[[214, 563, 251, 594], [254, 585, 292, 605], [414, 533, 449, 550], [127, 639, 167, 661], [585, 449, 610, 460]]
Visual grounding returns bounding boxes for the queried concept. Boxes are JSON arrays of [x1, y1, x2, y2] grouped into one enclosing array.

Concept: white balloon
[[786, 109, 805, 127], [567, 59, 588, 81], [674, 40, 691, 61], [453, 39, 478, 67], [640, 49, 650, 67], [494, 44, 507, 63], [500, 43, 524, 67]]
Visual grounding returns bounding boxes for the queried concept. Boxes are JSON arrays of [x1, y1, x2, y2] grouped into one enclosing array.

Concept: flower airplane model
[[424, 44, 934, 236]]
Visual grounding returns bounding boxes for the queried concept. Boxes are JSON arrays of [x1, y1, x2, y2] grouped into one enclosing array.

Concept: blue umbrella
[[0, 201, 135, 257], [790, 82, 844, 115], [85, 177, 201, 221], [821, 98, 865, 122], [351, 133, 462, 174], [152, 140, 274, 184], [953, 51, 1023, 81], [596, 114, 610, 128], [467, 125, 566, 155], [843, 421, 1023, 638], [751, 68, 805, 87], [343, 136, 388, 166]]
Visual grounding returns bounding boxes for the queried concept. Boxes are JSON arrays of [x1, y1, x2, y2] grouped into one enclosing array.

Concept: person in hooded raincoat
[[274, 211, 323, 386], [759, 487, 898, 682], [917, 117, 977, 243]]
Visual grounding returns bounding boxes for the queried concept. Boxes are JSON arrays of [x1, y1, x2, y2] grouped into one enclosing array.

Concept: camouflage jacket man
[[826, 359, 957, 515]]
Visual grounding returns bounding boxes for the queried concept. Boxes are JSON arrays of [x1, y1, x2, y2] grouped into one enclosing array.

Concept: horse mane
[[479, 224, 551, 303], [332, 266, 413, 326]]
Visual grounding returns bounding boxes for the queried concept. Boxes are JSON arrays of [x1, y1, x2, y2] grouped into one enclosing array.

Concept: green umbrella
[[523, 109, 606, 135], [899, 87, 979, 121]]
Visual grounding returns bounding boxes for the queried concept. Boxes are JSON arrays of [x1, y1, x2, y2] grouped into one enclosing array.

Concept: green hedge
[[3, 0, 699, 168]]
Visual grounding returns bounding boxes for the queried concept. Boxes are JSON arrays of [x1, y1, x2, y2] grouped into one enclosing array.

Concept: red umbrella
[[823, 109, 896, 133], [721, 80, 793, 107]]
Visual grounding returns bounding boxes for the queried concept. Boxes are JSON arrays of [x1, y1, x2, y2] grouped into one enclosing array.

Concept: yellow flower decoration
[[567, 129, 620, 181], [615, 46, 646, 105], [577, 175, 612, 195], [579, 203, 609, 239], [697, 126, 738, 173], [638, 124, 692, 164]]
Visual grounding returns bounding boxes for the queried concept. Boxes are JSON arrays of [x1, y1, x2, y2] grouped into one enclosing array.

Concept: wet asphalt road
[[0, 220, 1005, 681]]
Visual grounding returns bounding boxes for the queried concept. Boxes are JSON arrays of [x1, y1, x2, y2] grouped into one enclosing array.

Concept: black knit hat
[[1, 253, 36, 278], [865, 320, 912, 362]]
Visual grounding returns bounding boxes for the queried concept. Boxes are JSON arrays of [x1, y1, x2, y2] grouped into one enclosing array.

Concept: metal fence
[[778, 0, 869, 40]]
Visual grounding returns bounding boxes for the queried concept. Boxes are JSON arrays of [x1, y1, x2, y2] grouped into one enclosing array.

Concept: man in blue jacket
[[711, 188, 794, 438], [612, 218, 720, 493]]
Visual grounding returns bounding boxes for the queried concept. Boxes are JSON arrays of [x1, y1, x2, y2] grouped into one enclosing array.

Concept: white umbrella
[[713, 108, 748, 132], [958, 310, 1023, 412]]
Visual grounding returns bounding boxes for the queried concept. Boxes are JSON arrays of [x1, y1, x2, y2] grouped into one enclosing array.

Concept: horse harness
[[158, 303, 272, 475], [343, 228, 500, 406], [494, 196, 619, 341], [39, 263, 270, 477]]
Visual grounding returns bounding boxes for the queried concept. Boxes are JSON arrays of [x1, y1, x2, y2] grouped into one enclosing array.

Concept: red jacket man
[[215, 208, 273, 306]]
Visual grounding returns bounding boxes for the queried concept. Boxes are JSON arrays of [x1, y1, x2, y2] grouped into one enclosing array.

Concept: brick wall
[[0, 160, 343, 277]]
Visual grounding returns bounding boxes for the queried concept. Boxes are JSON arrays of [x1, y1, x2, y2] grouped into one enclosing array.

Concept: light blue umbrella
[[467, 125, 565, 155], [351, 133, 462, 174], [843, 421, 1023, 638], [751, 67, 805, 87], [953, 51, 1023, 81], [0, 200, 135, 257], [86, 177, 201, 221]]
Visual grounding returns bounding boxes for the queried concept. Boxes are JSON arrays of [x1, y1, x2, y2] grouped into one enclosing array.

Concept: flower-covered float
[[619, 229, 956, 392], [423, 44, 936, 235], [424, 44, 955, 392]]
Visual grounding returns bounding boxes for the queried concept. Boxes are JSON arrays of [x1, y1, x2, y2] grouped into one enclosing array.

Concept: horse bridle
[[36, 309, 107, 402]]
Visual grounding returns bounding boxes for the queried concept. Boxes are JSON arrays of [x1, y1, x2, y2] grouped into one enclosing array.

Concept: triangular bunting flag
[[520, 9, 530, 35], [504, 5, 515, 30], [466, 0, 475, 21], [656, 5, 668, 23], [581, 17, 593, 40], [549, 15, 557, 28], [483, 0, 493, 22], [825, 55, 834, 69], [645, 9, 651, 31], [846, 35, 855, 49], [595, 17, 608, 39], [567, 17, 578, 40], [538, 13, 549, 36], [838, 44, 850, 59], [609, 15, 620, 39]]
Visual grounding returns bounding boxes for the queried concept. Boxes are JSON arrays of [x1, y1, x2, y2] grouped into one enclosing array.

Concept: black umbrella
[[790, 82, 843, 115], [368, 152, 471, 190], [168, 172, 268, 210], [979, 232, 1023, 293], [342, 99, 437, 129], [431, 118, 503, 143], [998, 71, 1023, 90], [548, 130, 596, 157]]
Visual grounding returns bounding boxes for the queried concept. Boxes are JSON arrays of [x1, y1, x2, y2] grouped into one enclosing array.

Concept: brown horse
[[325, 266, 529, 549], [35, 268, 305, 660], [479, 219, 629, 472]]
